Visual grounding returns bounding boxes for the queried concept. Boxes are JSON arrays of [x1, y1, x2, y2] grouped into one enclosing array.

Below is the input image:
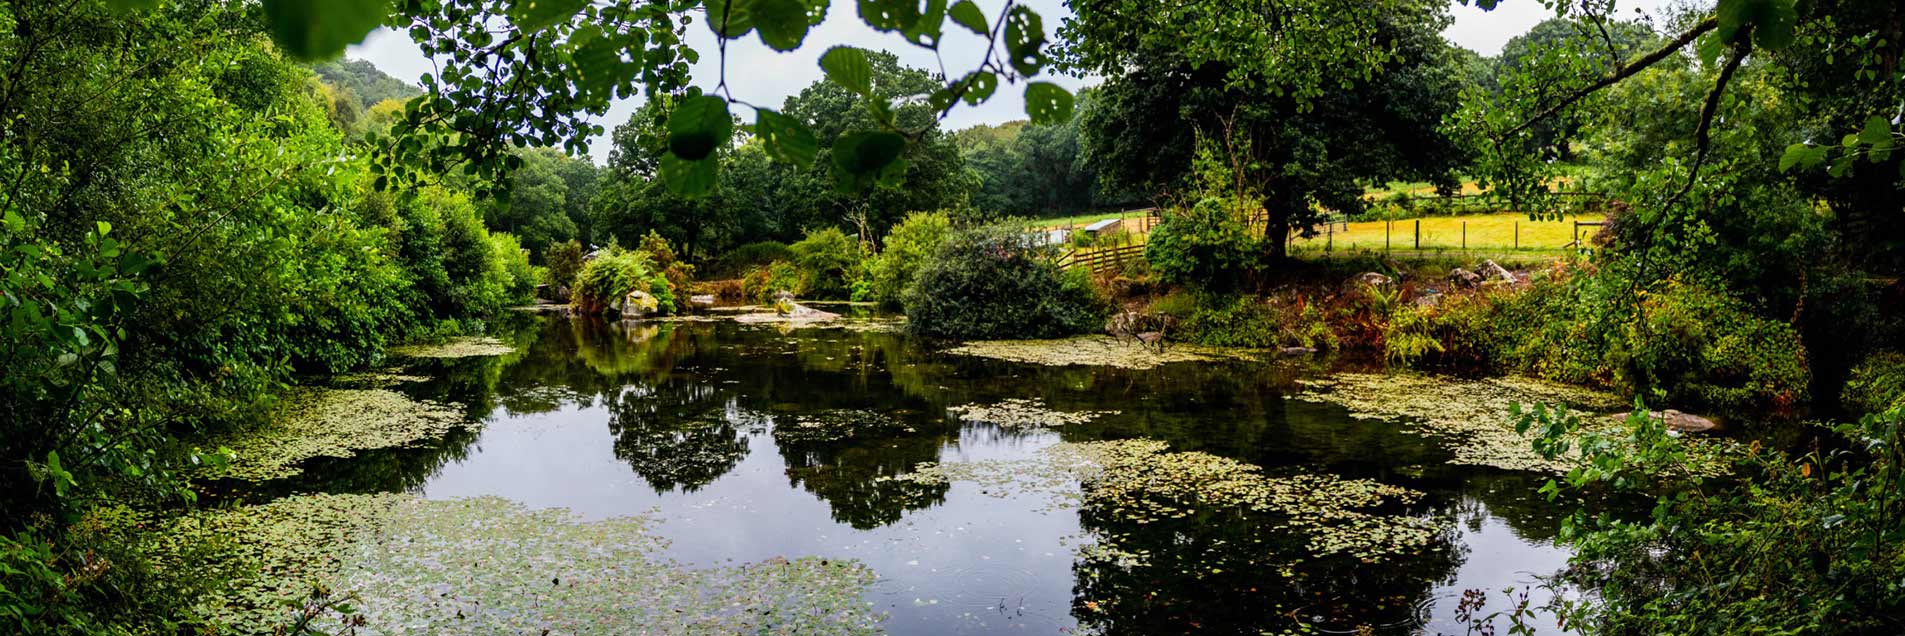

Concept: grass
[[1026, 209, 1156, 230], [1291, 213, 1585, 252]]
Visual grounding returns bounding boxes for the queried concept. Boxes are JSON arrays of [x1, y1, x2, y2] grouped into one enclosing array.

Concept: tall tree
[[1069, 0, 1469, 259]]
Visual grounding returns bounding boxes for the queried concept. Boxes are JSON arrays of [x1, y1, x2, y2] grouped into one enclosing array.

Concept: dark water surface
[[288, 315, 1574, 635]]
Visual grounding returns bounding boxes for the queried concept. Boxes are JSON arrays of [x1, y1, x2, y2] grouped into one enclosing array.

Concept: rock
[[1618, 409, 1720, 433], [689, 294, 716, 308], [1412, 289, 1443, 307], [620, 290, 658, 318], [1448, 268, 1482, 288], [1477, 259, 1516, 283], [1658, 409, 1719, 433], [1355, 272, 1394, 288], [1278, 346, 1318, 355]]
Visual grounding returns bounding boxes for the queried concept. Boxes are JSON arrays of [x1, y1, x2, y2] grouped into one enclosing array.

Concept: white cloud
[[1440, 0, 1670, 55]]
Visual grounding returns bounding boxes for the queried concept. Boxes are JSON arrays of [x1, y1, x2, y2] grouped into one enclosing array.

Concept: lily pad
[[946, 398, 1117, 429], [943, 335, 1262, 370], [772, 409, 918, 443], [388, 336, 516, 358], [210, 388, 467, 481]]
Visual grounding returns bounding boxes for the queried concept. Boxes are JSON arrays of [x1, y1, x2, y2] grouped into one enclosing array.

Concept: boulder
[[689, 294, 717, 309], [1658, 409, 1719, 433], [620, 290, 658, 318], [1478, 259, 1516, 283], [1356, 270, 1402, 287], [1448, 267, 1482, 288], [1412, 289, 1443, 308], [1278, 346, 1318, 355]]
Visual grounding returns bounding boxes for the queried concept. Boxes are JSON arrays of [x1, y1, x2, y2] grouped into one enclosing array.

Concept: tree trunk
[[1262, 192, 1294, 262]]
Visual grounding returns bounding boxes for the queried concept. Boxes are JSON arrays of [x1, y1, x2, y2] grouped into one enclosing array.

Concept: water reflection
[[268, 315, 1586, 635]]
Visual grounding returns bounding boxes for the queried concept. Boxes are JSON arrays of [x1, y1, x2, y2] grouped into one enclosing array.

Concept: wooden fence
[[1057, 243, 1147, 274]]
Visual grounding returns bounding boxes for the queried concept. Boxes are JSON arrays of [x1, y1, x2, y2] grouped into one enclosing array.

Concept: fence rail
[[1058, 243, 1146, 274]]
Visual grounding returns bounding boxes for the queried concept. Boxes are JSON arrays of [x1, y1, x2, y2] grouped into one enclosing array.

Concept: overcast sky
[[347, 0, 1669, 164]]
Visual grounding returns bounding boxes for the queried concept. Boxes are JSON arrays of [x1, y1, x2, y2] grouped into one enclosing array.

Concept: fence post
[[1414, 219, 1420, 250], [1385, 220, 1391, 252], [1514, 221, 1520, 250], [1462, 221, 1467, 251]]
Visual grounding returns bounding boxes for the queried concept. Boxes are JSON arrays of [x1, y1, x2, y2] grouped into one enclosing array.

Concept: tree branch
[[1503, 17, 1719, 139]]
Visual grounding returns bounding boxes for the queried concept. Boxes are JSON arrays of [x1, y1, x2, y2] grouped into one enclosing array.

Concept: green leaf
[[832, 130, 907, 191], [1751, 0, 1798, 50], [1695, 32, 1725, 67], [857, 0, 921, 32], [901, 0, 947, 48], [948, 0, 988, 35], [95, 221, 112, 237], [802, 0, 832, 25], [1858, 115, 1891, 145], [661, 153, 720, 196], [705, 0, 758, 38], [103, 0, 160, 11], [261, 0, 391, 61], [3, 210, 23, 233], [820, 46, 874, 95], [756, 110, 819, 169], [1023, 82, 1073, 124], [955, 71, 996, 105], [1778, 143, 1826, 172], [754, 0, 812, 51], [510, 0, 591, 34], [667, 96, 733, 161], [1003, 5, 1045, 76]]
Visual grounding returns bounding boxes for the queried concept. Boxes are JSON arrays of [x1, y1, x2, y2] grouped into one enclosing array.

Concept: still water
[[285, 315, 1574, 635]]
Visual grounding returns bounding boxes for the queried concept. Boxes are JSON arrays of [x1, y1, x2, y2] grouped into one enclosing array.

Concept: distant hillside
[[312, 58, 421, 110]]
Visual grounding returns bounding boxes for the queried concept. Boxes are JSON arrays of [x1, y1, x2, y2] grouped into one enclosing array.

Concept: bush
[[1618, 281, 1810, 417], [1843, 352, 1905, 416], [1165, 292, 1339, 349], [489, 232, 538, 306], [789, 228, 862, 300], [709, 241, 794, 279], [543, 239, 585, 289], [905, 223, 1109, 340], [860, 211, 952, 307], [740, 261, 804, 303], [572, 248, 674, 316], [1384, 292, 1510, 372], [1144, 198, 1258, 291], [638, 230, 695, 303]]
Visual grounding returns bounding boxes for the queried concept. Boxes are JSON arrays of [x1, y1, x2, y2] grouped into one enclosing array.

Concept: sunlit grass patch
[[1291, 213, 1581, 252], [211, 388, 466, 481]]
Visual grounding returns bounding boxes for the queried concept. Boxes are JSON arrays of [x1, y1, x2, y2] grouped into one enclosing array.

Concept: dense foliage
[[905, 224, 1108, 340], [1144, 198, 1260, 292], [859, 211, 953, 307]]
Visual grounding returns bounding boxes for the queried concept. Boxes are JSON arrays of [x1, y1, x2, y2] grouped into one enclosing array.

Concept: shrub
[[740, 261, 804, 303], [1618, 281, 1810, 417], [1170, 293, 1339, 349], [572, 248, 674, 316], [489, 232, 538, 306], [861, 211, 952, 307], [789, 228, 862, 300], [637, 230, 695, 302], [1384, 292, 1509, 372], [1144, 198, 1257, 291], [543, 239, 585, 289], [1843, 351, 1905, 416], [710, 241, 794, 279], [905, 223, 1109, 340]]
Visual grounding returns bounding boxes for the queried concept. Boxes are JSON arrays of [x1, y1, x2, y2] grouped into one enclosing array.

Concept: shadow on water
[[237, 315, 1594, 635]]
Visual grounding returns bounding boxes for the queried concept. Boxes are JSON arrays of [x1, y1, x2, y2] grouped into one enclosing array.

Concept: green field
[[1292, 213, 1586, 252]]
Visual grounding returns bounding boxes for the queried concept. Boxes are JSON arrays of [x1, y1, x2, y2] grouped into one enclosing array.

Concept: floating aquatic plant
[[946, 398, 1118, 429], [210, 388, 466, 481], [942, 336, 1263, 370], [329, 368, 431, 388], [388, 336, 516, 358], [773, 409, 918, 443], [889, 438, 1436, 563], [151, 495, 884, 636], [1293, 373, 1735, 475]]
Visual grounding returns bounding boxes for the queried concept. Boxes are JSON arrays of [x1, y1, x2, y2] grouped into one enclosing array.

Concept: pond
[[258, 314, 1582, 636]]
